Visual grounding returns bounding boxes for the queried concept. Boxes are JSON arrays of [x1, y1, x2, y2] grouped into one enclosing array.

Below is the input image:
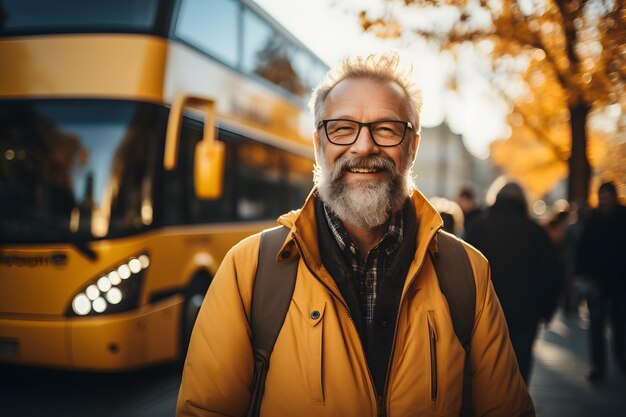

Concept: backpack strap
[[247, 226, 298, 417], [430, 230, 476, 417]]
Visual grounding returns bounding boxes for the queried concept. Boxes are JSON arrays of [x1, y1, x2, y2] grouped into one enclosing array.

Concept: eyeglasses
[[317, 119, 413, 147]]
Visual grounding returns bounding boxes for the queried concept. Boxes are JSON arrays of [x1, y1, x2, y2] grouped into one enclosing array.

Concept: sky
[[254, 0, 511, 159]]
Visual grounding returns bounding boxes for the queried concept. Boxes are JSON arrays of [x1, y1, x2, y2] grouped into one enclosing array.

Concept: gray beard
[[314, 152, 413, 228]]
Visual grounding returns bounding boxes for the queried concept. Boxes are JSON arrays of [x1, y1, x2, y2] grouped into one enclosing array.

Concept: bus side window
[[277, 150, 313, 212], [235, 141, 280, 220], [235, 140, 312, 221], [176, 116, 235, 224]]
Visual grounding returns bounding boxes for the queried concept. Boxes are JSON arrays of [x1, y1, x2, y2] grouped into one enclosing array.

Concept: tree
[[358, 0, 625, 203]]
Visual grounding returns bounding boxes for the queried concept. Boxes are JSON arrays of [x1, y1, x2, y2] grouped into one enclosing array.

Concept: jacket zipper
[[292, 237, 380, 415], [377, 395, 385, 417], [379, 227, 441, 415], [427, 315, 438, 400]]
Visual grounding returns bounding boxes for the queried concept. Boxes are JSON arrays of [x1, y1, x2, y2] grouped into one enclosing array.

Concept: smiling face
[[315, 78, 418, 180], [313, 78, 420, 227]]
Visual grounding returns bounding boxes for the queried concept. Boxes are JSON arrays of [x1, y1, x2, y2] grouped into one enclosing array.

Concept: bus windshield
[[0, 100, 167, 244], [0, 0, 165, 36]]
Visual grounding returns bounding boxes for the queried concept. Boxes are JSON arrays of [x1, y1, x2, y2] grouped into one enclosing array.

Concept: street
[[530, 310, 626, 416], [0, 363, 181, 417], [2, 310, 625, 417]]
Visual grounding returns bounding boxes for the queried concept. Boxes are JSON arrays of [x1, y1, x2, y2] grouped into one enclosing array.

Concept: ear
[[410, 133, 420, 160], [313, 132, 321, 163]]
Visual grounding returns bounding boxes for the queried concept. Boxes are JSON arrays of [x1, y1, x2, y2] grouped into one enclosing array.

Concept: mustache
[[331, 154, 397, 178]]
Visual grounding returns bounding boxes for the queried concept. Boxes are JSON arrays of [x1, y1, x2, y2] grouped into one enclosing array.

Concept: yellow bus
[[0, 0, 326, 370]]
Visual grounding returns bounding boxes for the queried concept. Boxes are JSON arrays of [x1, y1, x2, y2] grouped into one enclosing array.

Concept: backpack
[[247, 226, 475, 417]]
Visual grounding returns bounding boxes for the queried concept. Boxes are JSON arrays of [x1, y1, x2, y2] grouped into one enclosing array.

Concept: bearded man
[[177, 53, 534, 417]]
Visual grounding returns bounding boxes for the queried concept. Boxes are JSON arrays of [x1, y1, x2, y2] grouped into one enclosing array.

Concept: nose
[[350, 124, 379, 156]]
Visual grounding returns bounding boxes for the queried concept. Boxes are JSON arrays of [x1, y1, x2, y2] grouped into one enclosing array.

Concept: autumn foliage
[[359, 0, 625, 203]]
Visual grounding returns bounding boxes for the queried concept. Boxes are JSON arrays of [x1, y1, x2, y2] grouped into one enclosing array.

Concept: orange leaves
[[491, 137, 567, 197], [359, 11, 402, 39]]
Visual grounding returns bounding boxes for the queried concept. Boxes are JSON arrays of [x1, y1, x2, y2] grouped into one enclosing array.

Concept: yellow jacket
[[177, 190, 535, 417]]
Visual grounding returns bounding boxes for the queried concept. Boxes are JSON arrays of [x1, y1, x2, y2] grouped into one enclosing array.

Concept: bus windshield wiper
[[36, 219, 99, 262], [70, 238, 98, 262]]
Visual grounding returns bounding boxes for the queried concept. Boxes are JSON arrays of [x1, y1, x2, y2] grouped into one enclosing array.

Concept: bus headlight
[[67, 253, 150, 317], [106, 287, 123, 305], [72, 294, 91, 316]]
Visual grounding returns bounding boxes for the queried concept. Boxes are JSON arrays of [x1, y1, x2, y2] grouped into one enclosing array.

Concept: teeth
[[349, 167, 378, 173]]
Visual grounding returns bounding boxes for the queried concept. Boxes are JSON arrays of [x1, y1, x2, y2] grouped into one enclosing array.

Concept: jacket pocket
[[427, 310, 438, 401], [307, 301, 325, 405]]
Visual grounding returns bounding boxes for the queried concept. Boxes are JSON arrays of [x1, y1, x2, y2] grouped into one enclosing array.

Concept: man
[[456, 184, 482, 237], [177, 53, 534, 417], [578, 181, 626, 381]]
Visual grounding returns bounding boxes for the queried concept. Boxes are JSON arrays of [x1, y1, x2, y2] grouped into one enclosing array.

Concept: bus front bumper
[[0, 295, 183, 371]]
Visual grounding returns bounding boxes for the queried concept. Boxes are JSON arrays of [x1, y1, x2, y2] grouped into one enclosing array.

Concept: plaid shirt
[[323, 204, 404, 325]]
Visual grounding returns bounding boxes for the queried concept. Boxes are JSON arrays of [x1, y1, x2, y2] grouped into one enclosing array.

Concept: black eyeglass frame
[[316, 119, 415, 147]]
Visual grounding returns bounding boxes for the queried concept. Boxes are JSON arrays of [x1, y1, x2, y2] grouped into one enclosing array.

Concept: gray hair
[[309, 52, 423, 138]]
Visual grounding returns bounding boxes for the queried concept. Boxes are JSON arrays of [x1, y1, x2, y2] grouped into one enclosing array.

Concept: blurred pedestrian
[[562, 203, 587, 316], [545, 210, 570, 315], [465, 182, 563, 386], [456, 184, 482, 237], [430, 196, 464, 236], [578, 181, 626, 381], [546, 210, 569, 247]]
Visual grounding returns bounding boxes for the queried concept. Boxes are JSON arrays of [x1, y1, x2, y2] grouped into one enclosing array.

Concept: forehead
[[324, 78, 409, 119]]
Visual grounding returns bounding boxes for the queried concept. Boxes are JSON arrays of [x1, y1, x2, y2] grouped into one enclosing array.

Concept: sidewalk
[[529, 309, 626, 416]]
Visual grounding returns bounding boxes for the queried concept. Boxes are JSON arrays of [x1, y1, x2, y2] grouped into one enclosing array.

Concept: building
[[413, 123, 498, 202]]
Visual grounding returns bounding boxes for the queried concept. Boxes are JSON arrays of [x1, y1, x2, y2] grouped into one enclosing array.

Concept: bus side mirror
[[194, 139, 225, 200], [164, 95, 225, 200]]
